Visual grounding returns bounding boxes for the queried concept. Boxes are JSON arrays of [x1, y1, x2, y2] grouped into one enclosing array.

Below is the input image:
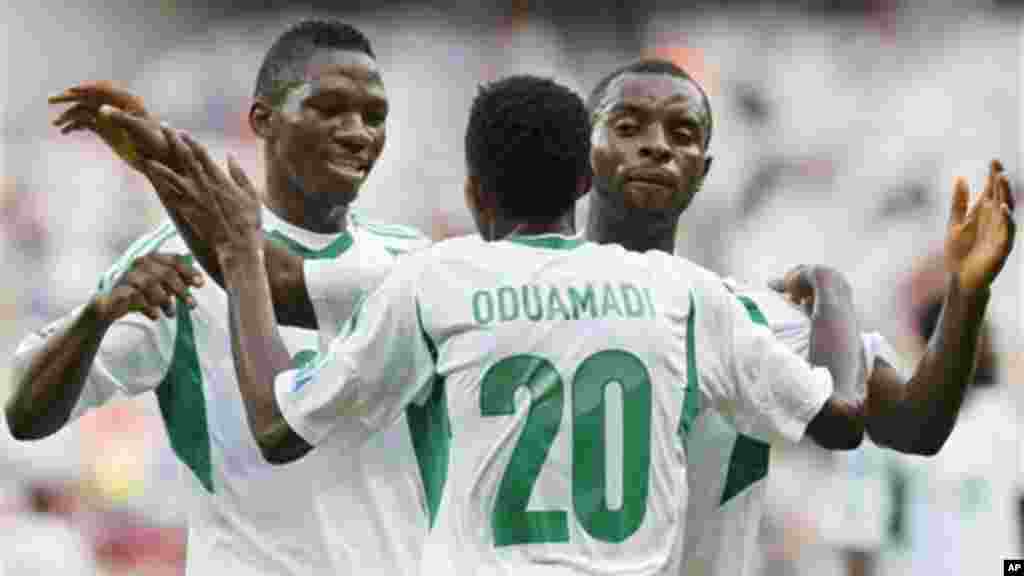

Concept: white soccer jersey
[[277, 234, 833, 575], [10, 209, 431, 575], [681, 280, 902, 576]]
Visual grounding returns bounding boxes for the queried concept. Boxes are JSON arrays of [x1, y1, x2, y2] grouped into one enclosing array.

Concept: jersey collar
[[504, 233, 586, 251], [262, 208, 354, 259]]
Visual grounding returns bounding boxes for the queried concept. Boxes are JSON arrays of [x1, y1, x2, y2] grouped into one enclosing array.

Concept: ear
[[464, 175, 480, 214], [249, 99, 274, 140], [701, 155, 713, 179], [576, 173, 592, 200]]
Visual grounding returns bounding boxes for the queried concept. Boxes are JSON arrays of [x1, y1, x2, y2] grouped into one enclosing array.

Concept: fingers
[[996, 172, 1015, 211], [119, 254, 204, 317], [162, 125, 202, 180], [109, 287, 162, 321], [53, 103, 97, 128], [121, 267, 175, 318], [767, 277, 785, 293], [949, 176, 970, 227], [144, 160, 194, 203], [59, 120, 97, 136], [227, 153, 257, 198], [99, 106, 166, 160], [48, 81, 147, 115], [180, 132, 225, 184]]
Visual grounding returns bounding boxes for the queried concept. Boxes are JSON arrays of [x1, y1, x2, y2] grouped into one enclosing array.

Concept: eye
[[672, 129, 696, 143], [613, 120, 640, 136]]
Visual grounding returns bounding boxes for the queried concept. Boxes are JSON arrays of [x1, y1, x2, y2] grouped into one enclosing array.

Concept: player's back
[[415, 234, 695, 575]]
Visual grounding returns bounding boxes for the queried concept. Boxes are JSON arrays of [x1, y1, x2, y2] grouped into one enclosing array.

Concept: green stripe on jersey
[[98, 222, 178, 291], [406, 302, 451, 528], [156, 296, 214, 493], [678, 292, 701, 444], [351, 213, 426, 240], [506, 235, 586, 251], [267, 229, 353, 260], [720, 293, 771, 505]]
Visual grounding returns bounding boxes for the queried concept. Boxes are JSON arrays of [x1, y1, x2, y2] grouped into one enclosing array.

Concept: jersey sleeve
[[275, 255, 436, 449], [693, 272, 834, 446], [10, 305, 177, 422], [303, 257, 369, 346]]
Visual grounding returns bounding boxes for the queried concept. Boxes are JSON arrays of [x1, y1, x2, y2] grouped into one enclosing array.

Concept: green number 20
[[480, 350, 652, 547]]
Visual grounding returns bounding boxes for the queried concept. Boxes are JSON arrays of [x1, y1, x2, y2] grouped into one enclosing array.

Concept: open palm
[[945, 160, 1016, 295]]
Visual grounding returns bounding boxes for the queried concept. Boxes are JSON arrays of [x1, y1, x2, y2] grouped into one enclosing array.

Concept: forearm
[[264, 238, 318, 329], [865, 274, 988, 454], [220, 247, 296, 461], [5, 301, 112, 439], [807, 268, 866, 400], [802, 268, 866, 450]]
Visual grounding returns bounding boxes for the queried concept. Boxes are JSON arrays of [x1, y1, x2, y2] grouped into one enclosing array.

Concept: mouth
[[624, 170, 679, 191], [328, 156, 371, 180]]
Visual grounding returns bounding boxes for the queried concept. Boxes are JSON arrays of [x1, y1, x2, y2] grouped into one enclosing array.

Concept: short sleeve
[[693, 274, 834, 446], [861, 331, 910, 381], [303, 257, 373, 346], [11, 306, 176, 422], [276, 256, 436, 449], [302, 247, 428, 348]]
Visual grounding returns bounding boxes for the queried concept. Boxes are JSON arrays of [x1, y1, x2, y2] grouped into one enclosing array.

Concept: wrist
[[84, 294, 118, 329], [217, 242, 265, 277], [949, 272, 990, 316]]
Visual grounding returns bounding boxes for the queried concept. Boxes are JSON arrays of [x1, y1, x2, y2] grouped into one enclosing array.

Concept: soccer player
[[582, 58, 1016, 575], [140, 73, 1012, 574], [7, 20, 439, 574]]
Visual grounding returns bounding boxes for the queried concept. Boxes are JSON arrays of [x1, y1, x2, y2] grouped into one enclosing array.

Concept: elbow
[[821, 427, 865, 451], [866, 421, 945, 456], [806, 397, 865, 451], [257, 442, 294, 465], [253, 423, 312, 465], [4, 404, 56, 441]]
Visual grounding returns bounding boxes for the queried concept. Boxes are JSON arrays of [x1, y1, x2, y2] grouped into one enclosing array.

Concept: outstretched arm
[[806, 162, 1014, 454], [779, 161, 1015, 453], [864, 161, 1013, 454], [6, 254, 201, 439]]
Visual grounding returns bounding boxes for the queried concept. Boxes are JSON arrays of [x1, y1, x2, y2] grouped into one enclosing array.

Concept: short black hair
[[587, 59, 713, 150], [254, 19, 375, 104], [465, 75, 591, 223]]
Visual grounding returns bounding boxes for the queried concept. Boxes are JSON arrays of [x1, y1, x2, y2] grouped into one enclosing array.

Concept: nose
[[638, 126, 672, 164], [333, 113, 374, 152]]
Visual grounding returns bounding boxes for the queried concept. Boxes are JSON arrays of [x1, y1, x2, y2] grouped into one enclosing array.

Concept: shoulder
[[351, 212, 431, 255]]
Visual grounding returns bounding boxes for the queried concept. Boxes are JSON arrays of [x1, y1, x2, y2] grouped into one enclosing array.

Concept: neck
[[498, 212, 576, 240], [264, 161, 350, 234], [585, 188, 678, 254]]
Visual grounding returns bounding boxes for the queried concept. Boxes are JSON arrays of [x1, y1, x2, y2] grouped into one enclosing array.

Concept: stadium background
[[1, 0, 1021, 573]]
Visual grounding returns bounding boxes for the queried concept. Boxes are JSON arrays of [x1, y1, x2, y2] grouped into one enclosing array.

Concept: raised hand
[[769, 264, 817, 316], [143, 127, 263, 266], [48, 81, 169, 170], [92, 254, 204, 322], [944, 160, 1017, 295]]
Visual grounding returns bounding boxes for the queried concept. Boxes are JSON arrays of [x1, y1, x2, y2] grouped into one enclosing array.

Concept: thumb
[[949, 176, 969, 227], [227, 154, 256, 198]]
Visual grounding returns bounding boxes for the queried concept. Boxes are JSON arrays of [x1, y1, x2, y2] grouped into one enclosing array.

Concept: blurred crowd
[[1, 1, 1022, 574]]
